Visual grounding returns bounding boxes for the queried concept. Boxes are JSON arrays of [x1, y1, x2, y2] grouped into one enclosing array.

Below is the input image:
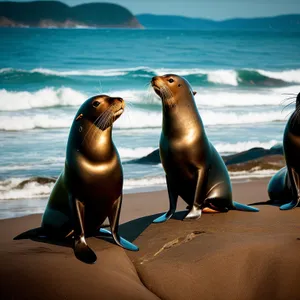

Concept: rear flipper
[[233, 201, 259, 212], [14, 227, 47, 240], [280, 198, 300, 210], [105, 195, 139, 251], [280, 168, 300, 210], [99, 228, 138, 251], [153, 211, 175, 223]]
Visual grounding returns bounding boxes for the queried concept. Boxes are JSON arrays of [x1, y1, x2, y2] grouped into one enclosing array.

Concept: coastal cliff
[[0, 1, 143, 28]]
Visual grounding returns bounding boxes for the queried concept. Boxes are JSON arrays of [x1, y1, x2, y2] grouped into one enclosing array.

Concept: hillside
[[0, 1, 142, 28], [137, 13, 300, 31]]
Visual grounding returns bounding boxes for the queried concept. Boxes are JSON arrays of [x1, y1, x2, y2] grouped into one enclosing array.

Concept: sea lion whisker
[[99, 104, 115, 129], [96, 106, 114, 131], [83, 104, 114, 144], [281, 97, 296, 104], [82, 114, 103, 145], [280, 97, 296, 104], [98, 80, 103, 94], [281, 101, 296, 113]]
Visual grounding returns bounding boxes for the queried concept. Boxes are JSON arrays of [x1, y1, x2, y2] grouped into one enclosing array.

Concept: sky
[[14, 0, 300, 20]]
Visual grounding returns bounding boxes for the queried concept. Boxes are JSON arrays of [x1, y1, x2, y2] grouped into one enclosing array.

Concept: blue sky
[[15, 0, 300, 20]]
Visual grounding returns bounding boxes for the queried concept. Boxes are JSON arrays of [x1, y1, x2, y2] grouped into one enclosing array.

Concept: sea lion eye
[[93, 101, 100, 108], [168, 78, 174, 83]]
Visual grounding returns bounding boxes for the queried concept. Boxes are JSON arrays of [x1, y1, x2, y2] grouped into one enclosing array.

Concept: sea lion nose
[[114, 97, 123, 102], [151, 76, 157, 84]]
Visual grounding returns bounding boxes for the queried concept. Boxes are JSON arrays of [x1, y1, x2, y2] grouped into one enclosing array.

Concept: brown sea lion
[[151, 74, 259, 223], [268, 92, 300, 210], [14, 95, 138, 264]]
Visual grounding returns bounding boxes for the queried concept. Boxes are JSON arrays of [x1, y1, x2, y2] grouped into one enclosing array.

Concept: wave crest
[[0, 87, 86, 111], [1, 67, 300, 86]]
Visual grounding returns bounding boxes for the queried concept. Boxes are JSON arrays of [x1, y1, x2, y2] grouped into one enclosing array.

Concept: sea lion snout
[[111, 97, 125, 110]]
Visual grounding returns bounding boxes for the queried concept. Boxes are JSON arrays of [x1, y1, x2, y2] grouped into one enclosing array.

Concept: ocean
[[1, 28, 300, 219]]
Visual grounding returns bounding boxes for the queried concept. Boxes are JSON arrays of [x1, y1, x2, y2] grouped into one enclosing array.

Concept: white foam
[[2, 67, 300, 85], [124, 176, 166, 190], [0, 107, 290, 131], [200, 110, 290, 126], [0, 114, 72, 131], [118, 147, 157, 159], [258, 69, 300, 84], [109, 86, 300, 108], [0, 87, 86, 111], [0, 178, 54, 200], [215, 140, 280, 153], [207, 70, 238, 86], [230, 169, 277, 179]]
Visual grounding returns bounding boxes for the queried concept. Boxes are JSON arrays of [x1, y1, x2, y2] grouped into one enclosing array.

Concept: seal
[[151, 74, 259, 223], [14, 95, 138, 263], [267, 92, 300, 210]]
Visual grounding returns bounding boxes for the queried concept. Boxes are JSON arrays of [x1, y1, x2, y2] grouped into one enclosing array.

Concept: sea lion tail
[[13, 227, 46, 240], [233, 201, 259, 212]]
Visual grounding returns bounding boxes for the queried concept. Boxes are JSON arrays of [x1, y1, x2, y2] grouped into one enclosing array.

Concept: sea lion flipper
[[69, 195, 97, 264], [74, 238, 97, 264], [184, 205, 202, 220], [14, 227, 46, 240], [107, 196, 139, 251], [153, 176, 178, 223], [233, 201, 259, 212], [280, 168, 300, 210]]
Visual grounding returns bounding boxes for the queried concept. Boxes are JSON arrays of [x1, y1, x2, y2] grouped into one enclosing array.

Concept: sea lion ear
[[76, 113, 83, 121], [193, 91, 197, 96]]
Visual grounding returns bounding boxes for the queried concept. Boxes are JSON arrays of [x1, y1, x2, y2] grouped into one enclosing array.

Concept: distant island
[[0, 1, 142, 28], [0, 1, 299, 30], [137, 14, 300, 31]]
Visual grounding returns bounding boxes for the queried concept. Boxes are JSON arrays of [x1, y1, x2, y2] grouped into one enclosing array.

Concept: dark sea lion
[[151, 74, 259, 223], [268, 92, 300, 210], [14, 95, 138, 263]]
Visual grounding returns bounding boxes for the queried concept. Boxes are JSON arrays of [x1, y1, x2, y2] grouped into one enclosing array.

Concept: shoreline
[[0, 176, 273, 221], [1, 178, 271, 223]]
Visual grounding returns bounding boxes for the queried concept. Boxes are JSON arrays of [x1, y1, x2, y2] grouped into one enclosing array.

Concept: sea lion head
[[151, 74, 197, 108], [75, 94, 125, 130]]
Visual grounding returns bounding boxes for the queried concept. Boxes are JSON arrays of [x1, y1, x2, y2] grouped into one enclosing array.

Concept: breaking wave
[[1, 67, 300, 87]]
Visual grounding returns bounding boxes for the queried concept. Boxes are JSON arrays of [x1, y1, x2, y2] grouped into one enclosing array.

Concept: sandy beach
[[1, 178, 300, 300]]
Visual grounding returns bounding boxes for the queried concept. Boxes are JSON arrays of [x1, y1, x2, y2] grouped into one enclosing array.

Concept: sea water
[[1, 28, 300, 218]]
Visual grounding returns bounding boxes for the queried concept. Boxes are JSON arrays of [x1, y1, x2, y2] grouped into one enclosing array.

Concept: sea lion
[[151, 74, 259, 223], [14, 95, 138, 263], [267, 92, 300, 210]]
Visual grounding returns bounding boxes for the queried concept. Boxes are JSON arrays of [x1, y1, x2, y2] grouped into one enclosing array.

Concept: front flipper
[[153, 175, 178, 223], [280, 168, 300, 210], [69, 195, 97, 264], [184, 204, 202, 220], [74, 236, 97, 264], [183, 168, 206, 221], [99, 228, 138, 251], [106, 195, 139, 251]]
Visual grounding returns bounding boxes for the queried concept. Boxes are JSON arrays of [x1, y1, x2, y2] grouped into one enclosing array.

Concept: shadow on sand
[[13, 211, 189, 251]]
